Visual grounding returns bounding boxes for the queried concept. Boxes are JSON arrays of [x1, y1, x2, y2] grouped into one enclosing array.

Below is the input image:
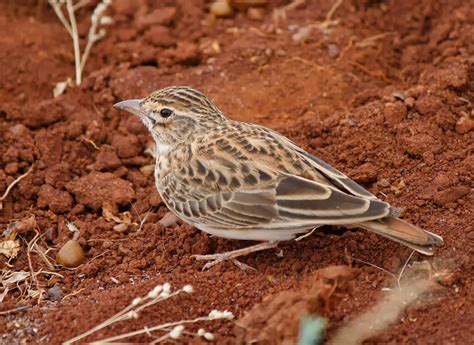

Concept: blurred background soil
[[0, 0, 472, 343]]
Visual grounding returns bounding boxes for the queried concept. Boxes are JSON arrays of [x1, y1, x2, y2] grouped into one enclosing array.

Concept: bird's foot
[[192, 241, 278, 271]]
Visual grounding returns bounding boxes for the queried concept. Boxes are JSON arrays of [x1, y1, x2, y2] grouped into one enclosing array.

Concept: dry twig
[[0, 165, 33, 211], [48, 0, 112, 90], [64, 283, 233, 344]]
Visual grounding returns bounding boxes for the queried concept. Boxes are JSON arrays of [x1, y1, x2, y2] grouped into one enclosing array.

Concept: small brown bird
[[114, 86, 443, 270]]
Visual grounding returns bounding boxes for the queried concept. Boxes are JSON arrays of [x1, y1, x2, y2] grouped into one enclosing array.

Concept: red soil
[[0, 0, 472, 343]]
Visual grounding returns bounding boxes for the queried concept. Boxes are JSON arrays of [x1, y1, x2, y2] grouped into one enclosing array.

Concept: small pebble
[[247, 7, 264, 20], [56, 240, 85, 268], [113, 223, 128, 233], [210, 1, 233, 17], [275, 49, 287, 57], [404, 97, 415, 108], [47, 285, 63, 301], [327, 43, 340, 58], [455, 117, 474, 134]]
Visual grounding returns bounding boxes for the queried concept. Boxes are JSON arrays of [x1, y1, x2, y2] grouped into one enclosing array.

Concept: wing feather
[[269, 129, 379, 200], [160, 129, 391, 239], [274, 174, 389, 221]]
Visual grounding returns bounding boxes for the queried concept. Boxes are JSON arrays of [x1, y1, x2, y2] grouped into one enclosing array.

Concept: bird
[[114, 86, 443, 270]]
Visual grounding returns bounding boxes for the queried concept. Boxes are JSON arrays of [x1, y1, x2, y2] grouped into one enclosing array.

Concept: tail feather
[[359, 217, 443, 256]]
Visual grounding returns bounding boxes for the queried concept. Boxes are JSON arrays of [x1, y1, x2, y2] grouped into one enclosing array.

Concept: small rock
[[391, 92, 407, 101], [383, 102, 408, 125], [115, 28, 138, 42], [113, 0, 143, 16], [455, 117, 474, 134], [125, 116, 148, 135], [275, 49, 287, 57], [66, 171, 135, 211], [113, 223, 128, 233], [136, 7, 177, 29], [47, 285, 63, 301], [95, 145, 122, 171], [149, 188, 162, 207], [24, 100, 63, 129], [173, 42, 201, 65], [4, 162, 19, 175], [210, 1, 233, 17], [432, 173, 453, 191], [56, 240, 85, 268], [346, 117, 357, 127], [404, 97, 415, 108], [350, 163, 378, 184], [431, 62, 469, 90], [402, 134, 438, 158], [433, 186, 470, 206], [9, 124, 31, 137], [144, 26, 174, 47], [37, 185, 73, 214], [127, 170, 148, 187], [247, 7, 264, 20], [44, 162, 71, 188], [111, 134, 142, 158], [378, 179, 390, 187], [327, 43, 340, 59], [140, 164, 155, 178], [415, 95, 443, 116], [35, 130, 63, 165], [250, 55, 266, 65], [65, 121, 84, 139]]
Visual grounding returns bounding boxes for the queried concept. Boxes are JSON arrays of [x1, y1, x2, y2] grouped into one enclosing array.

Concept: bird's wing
[[267, 128, 380, 200], [161, 158, 390, 230]]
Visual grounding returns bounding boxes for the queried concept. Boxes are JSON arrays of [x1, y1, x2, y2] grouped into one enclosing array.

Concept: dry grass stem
[[325, 0, 343, 22], [294, 226, 318, 241], [26, 230, 43, 303], [352, 250, 415, 290], [355, 32, 396, 48], [65, 283, 233, 344], [329, 279, 434, 345], [0, 165, 33, 211], [0, 305, 30, 316], [331, 251, 455, 344], [65, 0, 81, 85], [48, 0, 112, 88]]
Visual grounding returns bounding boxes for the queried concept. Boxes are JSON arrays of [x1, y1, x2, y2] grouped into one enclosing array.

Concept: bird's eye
[[160, 108, 173, 118]]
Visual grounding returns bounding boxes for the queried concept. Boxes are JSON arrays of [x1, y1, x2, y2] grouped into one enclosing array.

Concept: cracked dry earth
[[0, 0, 473, 344]]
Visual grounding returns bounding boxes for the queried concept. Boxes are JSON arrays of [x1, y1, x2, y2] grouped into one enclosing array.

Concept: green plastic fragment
[[298, 315, 326, 345]]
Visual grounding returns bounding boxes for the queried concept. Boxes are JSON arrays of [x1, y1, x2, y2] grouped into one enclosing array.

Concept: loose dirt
[[0, 0, 472, 344]]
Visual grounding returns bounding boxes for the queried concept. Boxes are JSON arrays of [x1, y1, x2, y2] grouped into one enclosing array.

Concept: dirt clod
[[66, 172, 135, 210], [236, 266, 354, 344]]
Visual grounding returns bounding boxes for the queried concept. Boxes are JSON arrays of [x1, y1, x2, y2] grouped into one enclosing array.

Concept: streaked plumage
[[114, 86, 443, 268]]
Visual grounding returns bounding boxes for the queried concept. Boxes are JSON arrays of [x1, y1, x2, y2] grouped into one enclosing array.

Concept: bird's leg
[[192, 241, 278, 270]]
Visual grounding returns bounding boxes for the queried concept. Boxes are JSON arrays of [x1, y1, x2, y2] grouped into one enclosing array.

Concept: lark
[[114, 86, 443, 270]]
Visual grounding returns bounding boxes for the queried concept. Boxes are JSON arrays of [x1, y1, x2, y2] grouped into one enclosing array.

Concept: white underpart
[[197, 225, 314, 241]]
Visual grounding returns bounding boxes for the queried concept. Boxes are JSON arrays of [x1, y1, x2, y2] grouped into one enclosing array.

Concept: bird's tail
[[359, 216, 444, 255]]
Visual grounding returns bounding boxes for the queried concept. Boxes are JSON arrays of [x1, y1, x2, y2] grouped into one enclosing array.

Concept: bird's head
[[114, 86, 225, 147]]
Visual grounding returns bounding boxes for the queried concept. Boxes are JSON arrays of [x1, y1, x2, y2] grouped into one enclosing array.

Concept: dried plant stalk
[[48, 0, 112, 88]]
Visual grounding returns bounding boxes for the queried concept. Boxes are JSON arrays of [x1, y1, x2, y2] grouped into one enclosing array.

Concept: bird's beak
[[113, 99, 144, 117]]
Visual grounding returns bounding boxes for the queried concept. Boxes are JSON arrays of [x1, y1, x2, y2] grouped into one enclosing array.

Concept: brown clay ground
[[0, 0, 473, 344]]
